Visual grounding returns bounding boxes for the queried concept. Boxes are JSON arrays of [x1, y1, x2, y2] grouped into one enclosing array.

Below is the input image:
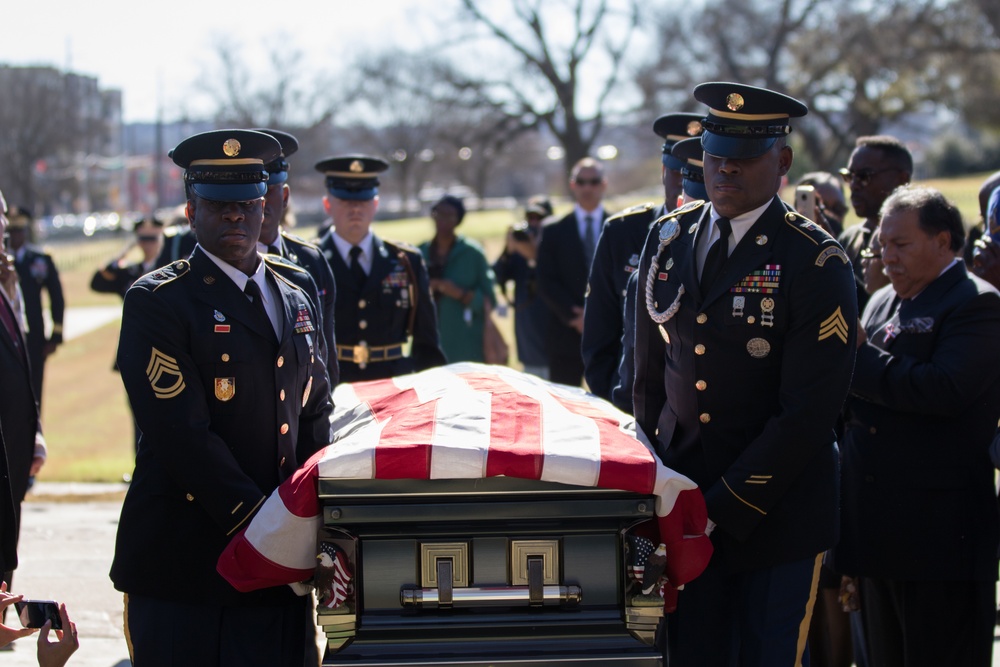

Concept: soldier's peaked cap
[[253, 128, 299, 186], [171, 129, 281, 202], [671, 137, 708, 201], [314, 155, 390, 201], [653, 113, 705, 171], [694, 82, 807, 160]]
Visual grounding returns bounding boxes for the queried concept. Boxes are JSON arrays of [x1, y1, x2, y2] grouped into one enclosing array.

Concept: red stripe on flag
[[548, 394, 656, 494], [353, 382, 434, 479], [462, 372, 544, 479]]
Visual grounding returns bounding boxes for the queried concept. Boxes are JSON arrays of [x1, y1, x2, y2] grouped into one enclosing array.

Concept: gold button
[[699, 413, 711, 424], [747, 316, 756, 324], [277, 356, 284, 368], [221, 353, 230, 362], [696, 380, 707, 391], [185, 493, 195, 502], [696, 313, 708, 324], [279, 457, 286, 466], [311, 355, 314, 363], [695, 344, 706, 355], [358, 299, 367, 309], [280, 423, 289, 435], [279, 389, 286, 401], [359, 320, 368, 330]]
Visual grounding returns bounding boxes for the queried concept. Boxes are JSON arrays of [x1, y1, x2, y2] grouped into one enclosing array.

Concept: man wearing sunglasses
[[837, 136, 912, 311], [536, 157, 609, 386]]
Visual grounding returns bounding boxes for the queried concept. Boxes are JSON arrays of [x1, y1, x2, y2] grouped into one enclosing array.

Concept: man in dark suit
[[0, 191, 47, 610], [6, 208, 64, 406], [315, 155, 445, 384], [536, 157, 608, 386], [110, 130, 335, 666], [833, 186, 1000, 667], [633, 83, 858, 666], [583, 113, 703, 400], [254, 129, 339, 385]]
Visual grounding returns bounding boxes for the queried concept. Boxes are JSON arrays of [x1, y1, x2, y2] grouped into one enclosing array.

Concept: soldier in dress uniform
[[582, 113, 703, 401], [110, 129, 334, 667], [6, 207, 64, 406], [632, 83, 857, 666], [610, 136, 708, 415], [314, 155, 445, 383], [254, 128, 339, 385]]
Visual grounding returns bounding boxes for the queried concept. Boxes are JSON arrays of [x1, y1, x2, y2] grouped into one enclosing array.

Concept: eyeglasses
[[574, 177, 603, 187], [838, 167, 898, 188], [137, 235, 160, 242], [859, 247, 882, 260]]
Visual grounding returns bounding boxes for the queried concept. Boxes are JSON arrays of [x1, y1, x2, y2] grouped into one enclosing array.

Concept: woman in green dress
[[420, 195, 498, 363]]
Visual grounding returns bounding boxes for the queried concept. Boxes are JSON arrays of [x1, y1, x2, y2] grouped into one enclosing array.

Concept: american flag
[[217, 363, 713, 607], [317, 542, 352, 609]]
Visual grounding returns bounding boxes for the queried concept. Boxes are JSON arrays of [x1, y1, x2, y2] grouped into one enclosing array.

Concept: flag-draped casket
[[218, 363, 712, 665]]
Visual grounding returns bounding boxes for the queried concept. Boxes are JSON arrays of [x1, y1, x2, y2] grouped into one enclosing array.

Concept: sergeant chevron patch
[[818, 307, 849, 344], [146, 347, 186, 399]]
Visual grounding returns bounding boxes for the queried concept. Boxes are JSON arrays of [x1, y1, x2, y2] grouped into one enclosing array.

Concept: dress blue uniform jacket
[[583, 202, 664, 400], [110, 248, 334, 605], [270, 231, 339, 386], [319, 233, 445, 384], [14, 245, 64, 397], [633, 196, 857, 573], [834, 262, 1000, 582]]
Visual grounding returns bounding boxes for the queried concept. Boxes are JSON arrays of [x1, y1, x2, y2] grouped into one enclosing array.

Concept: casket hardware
[[400, 584, 582, 609], [420, 543, 469, 588], [510, 539, 559, 586]]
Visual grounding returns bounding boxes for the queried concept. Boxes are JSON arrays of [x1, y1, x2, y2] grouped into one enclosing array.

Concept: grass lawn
[[33, 172, 992, 482]]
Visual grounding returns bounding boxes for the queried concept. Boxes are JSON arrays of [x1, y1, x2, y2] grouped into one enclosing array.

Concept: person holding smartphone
[[0, 583, 78, 665]]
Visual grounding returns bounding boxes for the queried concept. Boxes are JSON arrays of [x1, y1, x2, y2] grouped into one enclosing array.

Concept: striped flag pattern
[[217, 363, 713, 604]]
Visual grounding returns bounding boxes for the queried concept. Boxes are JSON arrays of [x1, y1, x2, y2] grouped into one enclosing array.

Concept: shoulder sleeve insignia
[[815, 246, 849, 267], [147, 347, 186, 399], [818, 306, 849, 344]]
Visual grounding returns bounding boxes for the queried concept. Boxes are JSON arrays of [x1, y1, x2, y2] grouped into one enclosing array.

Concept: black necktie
[[244, 278, 272, 332], [583, 215, 596, 265], [700, 217, 732, 292], [349, 246, 366, 285]]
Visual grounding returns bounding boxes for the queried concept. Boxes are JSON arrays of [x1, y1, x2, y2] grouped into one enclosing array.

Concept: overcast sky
[[3, 0, 456, 123]]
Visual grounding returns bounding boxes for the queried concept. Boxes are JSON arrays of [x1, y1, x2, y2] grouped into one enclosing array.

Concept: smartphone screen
[[14, 600, 61, 630]]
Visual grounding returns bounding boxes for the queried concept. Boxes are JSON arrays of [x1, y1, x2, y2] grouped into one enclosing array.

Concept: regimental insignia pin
[[222, 138, 241, 157], [349, 160, 364, 173], [818, 306, 849, 344], [214, 310, 226, 322], [732, 296, 745, 318], [664, 257, 674, 270], [756, 235, 767, 246], [760, 297, 775, 328], [629, 253, 640, 267], [302, 375, 313, 407], [146, 347, 185, 399], [747, 337, 771, 358], [687, 120, 703, 136], [726, 93, 745, 111], [659, 219, 680, 243], [215, 377, 235, 402], [688, 223, 698, 235]]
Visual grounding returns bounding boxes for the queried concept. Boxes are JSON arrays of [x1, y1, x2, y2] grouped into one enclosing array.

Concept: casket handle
[[400, 584, 582, 609]]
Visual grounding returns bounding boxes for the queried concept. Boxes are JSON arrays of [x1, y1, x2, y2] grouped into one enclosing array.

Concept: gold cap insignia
[[726, 93, 745, 111], [215, 377, 235, 402], [349, 160, 364, 173], [687, 120, 703, 136], [222, 138, 242, 157], [147, 348, 186, 399]]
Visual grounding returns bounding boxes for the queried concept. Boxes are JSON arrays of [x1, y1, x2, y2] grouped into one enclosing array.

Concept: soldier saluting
[[111, 129, 334, 666], [633, 83, 857, 666], [315, 155, 445, 383]]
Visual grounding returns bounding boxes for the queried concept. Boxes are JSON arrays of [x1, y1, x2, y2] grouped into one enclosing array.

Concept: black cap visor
[[701, 132, 778, 160], [191, 181, 267, 202]]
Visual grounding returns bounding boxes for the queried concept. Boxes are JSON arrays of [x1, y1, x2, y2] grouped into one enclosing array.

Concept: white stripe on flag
[[244, 492, 322, 571], [429, 382, 492, 479]]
